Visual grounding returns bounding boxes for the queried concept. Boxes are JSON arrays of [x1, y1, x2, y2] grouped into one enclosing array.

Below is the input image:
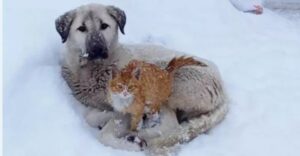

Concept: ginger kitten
[[109, 56, 207, 131]]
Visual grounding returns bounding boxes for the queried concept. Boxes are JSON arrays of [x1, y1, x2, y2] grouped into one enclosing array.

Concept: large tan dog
[[56, 3, 228, 154]]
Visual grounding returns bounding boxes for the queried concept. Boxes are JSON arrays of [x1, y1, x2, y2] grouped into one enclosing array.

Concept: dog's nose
[[87, 46, 108, 60], [88, 51, 108, 60], [86, 32, 109, 60], [101, 52, 108, 59]]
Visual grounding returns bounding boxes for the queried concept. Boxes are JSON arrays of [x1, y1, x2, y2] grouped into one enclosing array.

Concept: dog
[[56, 3, 228, 153]]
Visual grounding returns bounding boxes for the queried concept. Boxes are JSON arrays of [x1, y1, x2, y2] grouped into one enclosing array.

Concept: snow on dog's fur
[[55, 3, 228, 154]]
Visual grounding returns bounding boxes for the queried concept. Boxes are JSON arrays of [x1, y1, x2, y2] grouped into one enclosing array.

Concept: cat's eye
[[77, 25, 87, 32], [128, 85, 137, 91], [117, 84, 123, 90], [101, 23, 109, 30], [128, 86, 133, 91]]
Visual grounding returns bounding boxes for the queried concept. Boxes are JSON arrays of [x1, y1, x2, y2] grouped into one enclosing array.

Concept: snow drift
[[4, 0, 300, 156]]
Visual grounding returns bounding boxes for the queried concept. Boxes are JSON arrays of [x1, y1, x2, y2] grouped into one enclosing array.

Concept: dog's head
[[55, 4, 126, 60]]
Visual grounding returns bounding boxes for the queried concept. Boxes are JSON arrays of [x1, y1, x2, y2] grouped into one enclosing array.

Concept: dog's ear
[[112, 68, 118, 79], [55, 10, 76, 43], [107, 6, 126, 35], [110, 63, 119, 79]]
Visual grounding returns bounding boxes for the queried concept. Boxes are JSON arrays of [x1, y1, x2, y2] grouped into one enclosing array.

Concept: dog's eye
[[101, 23, 109, 30], [77, 26, 87, 32]]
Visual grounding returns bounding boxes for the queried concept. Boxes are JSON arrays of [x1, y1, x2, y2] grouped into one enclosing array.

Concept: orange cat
[[109, 56, 207, 131]]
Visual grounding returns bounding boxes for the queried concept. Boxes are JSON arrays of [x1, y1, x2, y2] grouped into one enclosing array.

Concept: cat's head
[[109, 66, 141, 97]]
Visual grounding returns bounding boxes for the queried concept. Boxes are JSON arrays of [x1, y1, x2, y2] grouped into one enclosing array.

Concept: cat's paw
[[137, 120, 143, 130], [144, 112, 161, 128], [125, 134, 147, 150], [151, 112, 161, 124]]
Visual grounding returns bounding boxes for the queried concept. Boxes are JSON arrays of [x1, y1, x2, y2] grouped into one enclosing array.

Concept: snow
[[3, 0, 300, 156]]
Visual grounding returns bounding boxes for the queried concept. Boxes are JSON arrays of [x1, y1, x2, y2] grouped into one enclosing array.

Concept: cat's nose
[[123, 92, 129, 96]]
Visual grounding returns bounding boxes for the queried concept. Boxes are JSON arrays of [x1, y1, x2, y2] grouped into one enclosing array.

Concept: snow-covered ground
[[272, 9, 300, 26], [4, 0, 300, 156]]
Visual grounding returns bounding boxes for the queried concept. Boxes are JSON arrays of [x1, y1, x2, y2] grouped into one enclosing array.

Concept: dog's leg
[[84, 108, 115, 129], [147, 101, 228, 148], [94, 112, 147, 151], [98, 120, 143, 151]]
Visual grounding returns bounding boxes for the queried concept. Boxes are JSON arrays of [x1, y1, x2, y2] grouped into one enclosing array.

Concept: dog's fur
[[56, 3, 228, 153]]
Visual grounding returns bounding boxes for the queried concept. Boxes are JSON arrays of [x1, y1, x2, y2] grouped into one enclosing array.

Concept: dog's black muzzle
[[86, 32, 109, 60], [87, 46, 108, 60]]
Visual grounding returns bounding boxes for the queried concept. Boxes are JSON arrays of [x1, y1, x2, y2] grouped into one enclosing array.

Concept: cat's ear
[[132, 68, 141, 80]]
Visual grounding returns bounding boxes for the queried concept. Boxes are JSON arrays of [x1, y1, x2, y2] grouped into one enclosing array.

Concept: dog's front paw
[[125, 134, 147, 150]]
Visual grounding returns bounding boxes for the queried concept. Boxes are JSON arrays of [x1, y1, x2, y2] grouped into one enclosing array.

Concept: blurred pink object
[[253, 5, 263, 14], [230, 0, 264, 15]]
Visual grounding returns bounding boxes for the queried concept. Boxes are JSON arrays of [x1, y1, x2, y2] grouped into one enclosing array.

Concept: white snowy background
[[4, 0, 300, 156]]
